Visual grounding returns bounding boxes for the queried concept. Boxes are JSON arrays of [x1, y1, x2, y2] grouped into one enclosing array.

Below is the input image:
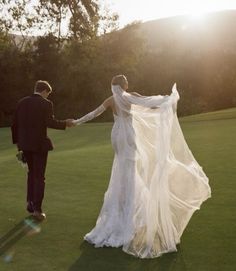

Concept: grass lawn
[[0, 107, 236, 271]]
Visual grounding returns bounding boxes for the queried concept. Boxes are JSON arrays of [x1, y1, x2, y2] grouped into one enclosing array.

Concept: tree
[[37, 0, 118, 41], [0, 0, 117, 41], [32, 33, 61, 80], [0, 34, 34, 126], [0, 0, 39, 50]]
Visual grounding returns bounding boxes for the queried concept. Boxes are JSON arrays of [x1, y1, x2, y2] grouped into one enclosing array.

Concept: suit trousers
[[23, 151, 48, 212]]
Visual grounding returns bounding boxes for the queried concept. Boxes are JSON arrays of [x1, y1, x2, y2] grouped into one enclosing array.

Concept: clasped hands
[[65, 119, 77, 128]]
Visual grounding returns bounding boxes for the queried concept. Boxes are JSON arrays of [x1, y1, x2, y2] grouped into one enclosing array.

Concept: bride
[[73, 75, 211, 258]]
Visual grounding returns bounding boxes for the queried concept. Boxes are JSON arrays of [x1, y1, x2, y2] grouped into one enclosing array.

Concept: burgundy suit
[[11, 94, 66, 212]]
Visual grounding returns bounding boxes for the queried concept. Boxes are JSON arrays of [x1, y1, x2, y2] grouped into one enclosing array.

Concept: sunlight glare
[[189, 11, 207, 22], [105, 0, 236, 27]]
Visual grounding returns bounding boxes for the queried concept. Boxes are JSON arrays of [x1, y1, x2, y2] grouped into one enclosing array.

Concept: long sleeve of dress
[[73, 104, 106, 125]]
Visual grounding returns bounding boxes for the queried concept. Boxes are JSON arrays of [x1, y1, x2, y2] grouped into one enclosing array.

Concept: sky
[[6, 0, 236, 36], [102, 0, 236, 27]]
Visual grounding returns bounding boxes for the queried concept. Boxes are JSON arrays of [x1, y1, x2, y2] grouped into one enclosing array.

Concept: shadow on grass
[[69, 242, 187, 271], [0, 216, 42, 258]]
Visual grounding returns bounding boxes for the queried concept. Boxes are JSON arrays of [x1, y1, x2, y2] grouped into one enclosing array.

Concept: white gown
[[75, 84, 211, 258]]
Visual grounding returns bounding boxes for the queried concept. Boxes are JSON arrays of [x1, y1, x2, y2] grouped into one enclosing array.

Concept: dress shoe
[[32, 211, 46, 221]]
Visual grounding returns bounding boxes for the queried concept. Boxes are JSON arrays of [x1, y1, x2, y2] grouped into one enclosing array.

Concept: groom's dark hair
[[34, 80, 52, 93]]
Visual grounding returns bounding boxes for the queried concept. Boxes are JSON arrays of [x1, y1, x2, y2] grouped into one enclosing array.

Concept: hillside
[[181, 106, 236, 122], [10, 10, 236, 53], [140, 10, 236, 53], [123, 10, 236, 115]]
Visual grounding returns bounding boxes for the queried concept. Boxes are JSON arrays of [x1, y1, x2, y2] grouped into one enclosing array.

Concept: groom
[[11, 80, 75, 221]]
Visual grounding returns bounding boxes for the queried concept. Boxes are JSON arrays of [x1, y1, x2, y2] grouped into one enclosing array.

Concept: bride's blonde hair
[[111, 75, 127, 89]]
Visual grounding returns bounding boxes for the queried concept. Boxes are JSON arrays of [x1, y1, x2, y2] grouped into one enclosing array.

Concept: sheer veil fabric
[[84, 84, 211, 258]]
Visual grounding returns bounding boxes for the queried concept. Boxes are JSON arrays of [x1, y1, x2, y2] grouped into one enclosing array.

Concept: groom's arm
[[45, 101, 67, 130]]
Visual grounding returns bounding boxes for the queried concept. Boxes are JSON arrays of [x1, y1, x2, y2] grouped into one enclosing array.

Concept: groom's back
[[12, 94, 53, 152]]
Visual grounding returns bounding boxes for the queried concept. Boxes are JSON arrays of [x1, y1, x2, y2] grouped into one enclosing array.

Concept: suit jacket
[[11, 94, 66, 152]]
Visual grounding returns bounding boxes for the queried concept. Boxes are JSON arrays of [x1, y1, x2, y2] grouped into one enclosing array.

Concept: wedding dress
[[74, 84, 211, 258]]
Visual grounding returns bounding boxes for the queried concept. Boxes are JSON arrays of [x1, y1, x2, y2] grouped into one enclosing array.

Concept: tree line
[[0, 2, 236, 126]]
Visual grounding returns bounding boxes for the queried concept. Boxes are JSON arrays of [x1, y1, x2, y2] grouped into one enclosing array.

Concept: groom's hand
[[66, 119, 76, 128]]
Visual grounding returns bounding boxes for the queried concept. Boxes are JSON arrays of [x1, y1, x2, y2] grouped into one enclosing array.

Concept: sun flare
[[106, 0, 236, 27]]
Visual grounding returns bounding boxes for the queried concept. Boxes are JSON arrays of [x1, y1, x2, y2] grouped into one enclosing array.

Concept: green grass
[[181, 107, 236, 122], [0, 107, 236, 271]]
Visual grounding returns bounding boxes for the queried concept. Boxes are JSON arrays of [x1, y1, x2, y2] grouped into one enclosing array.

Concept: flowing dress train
[[82, 84, 211, 258]]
